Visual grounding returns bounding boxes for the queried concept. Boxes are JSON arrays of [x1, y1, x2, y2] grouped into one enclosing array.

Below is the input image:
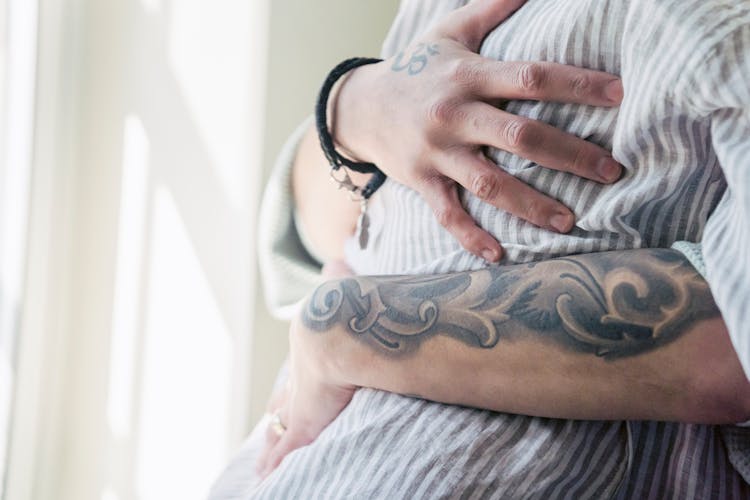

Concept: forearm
[[291, 123, 368, 262], [298, 248, 750, 424]]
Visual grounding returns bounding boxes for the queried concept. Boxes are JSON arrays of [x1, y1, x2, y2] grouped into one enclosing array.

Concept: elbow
[[737, 389, 750, 425], [724, 373, 750, 424], [679, 317, 750, 425], [703, 378, 750, 425], [690, 359, 750, 425]]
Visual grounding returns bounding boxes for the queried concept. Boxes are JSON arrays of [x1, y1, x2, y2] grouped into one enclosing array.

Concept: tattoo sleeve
[[301, 249, 719, 359]]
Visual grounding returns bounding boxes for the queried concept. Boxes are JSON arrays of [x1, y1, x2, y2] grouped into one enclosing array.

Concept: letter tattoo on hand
[[392, 43, 440, 76]]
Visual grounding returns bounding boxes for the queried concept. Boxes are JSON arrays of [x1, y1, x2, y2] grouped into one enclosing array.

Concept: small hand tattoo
[[392, 43, 440, 76]]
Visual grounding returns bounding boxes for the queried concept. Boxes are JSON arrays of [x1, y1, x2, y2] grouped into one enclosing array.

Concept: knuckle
[[460, 230, 484, 252], [502, 119, 535, 151], [570, 74, 592, 98], [426, 98, 458, 126], [472, 173, 502, 202], [413, 145, 438, 169], [569, 144, 590, 174], [450, 59, 483, 86], [433, 205, 457, 228], [523, 198, 544, 223], [518, 63, 547, 94]]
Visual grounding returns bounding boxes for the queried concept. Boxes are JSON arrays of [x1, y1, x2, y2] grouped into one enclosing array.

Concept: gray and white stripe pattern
[[211, 0, 750, 498], [253, 389, 629, 499], [348, 0, 737, 274]]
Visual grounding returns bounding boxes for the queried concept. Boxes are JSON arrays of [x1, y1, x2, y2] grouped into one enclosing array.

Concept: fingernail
[[482, 249, 498, 262], [550, 213, 574, 233], [596, 157, 622, 183], [604, 79, 624, 103]]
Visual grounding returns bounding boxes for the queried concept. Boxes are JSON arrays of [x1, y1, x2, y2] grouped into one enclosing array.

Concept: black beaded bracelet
[[315, 57, 386, 200]]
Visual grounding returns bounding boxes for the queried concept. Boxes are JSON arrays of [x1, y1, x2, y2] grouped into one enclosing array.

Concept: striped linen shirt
[[210, 0, 750, 498]]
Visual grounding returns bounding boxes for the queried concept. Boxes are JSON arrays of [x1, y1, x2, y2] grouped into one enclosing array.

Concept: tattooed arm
[[303, 248, 749, 422], [257, 248, 750, 475]]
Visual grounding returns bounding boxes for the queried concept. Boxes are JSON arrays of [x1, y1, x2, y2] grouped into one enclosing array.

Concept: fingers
[[459, 102, 623, 183], [466, 60, 623, 106], [441, 0, 528, 51], [256, 414, 284, 477], [259, 431, 312, 479], [436, 151, 575, 234], [419, 178, 503, 262], [257, 407, 314, 479]]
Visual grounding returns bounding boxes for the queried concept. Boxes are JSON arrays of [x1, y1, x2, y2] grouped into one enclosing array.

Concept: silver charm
[[330, 168, 358, 193], [330, 167, 369, 249]]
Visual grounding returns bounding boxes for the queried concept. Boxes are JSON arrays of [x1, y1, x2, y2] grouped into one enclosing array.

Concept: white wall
[[9, 0, 268, 499], [0, 0, 37, 494], [6, 1, 401, 499]]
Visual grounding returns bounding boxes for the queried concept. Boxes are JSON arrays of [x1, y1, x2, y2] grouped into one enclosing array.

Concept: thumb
[[439, 0, 528, 51]]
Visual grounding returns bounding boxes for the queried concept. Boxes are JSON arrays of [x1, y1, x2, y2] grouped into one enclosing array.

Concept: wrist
[[331, 62, 383, 164], [290, 309, 351, 388]]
